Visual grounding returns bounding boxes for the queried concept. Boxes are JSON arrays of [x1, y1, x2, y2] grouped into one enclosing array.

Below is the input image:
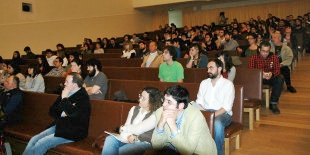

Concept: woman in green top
[[245, 33, 258, 57]]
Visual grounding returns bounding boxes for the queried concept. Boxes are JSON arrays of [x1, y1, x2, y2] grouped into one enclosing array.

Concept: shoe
[[287, 86, 297, 93], [270, 104, 280, 114]]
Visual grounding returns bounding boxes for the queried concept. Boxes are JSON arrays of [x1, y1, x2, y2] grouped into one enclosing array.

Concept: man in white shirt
[[141, 41, 163, 68], [45, 49, 57, 66], [196, 59, 235, 155]]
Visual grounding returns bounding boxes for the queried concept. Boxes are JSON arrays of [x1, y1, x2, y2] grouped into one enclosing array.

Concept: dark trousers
[[280, 66, 292, 86], [263, 76, 284, 104]]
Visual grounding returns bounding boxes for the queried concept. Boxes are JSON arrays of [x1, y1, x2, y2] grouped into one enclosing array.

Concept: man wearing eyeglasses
[[151, 85, 216, 155], [249, 41, 284, 114]]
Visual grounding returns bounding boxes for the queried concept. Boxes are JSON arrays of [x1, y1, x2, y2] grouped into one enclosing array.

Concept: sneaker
[[287, 86, 297, 93], [270, 104, 280, 114]]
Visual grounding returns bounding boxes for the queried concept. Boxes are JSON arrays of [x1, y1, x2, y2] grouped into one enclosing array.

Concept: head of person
[[258, 41, 272, 58], [68, 53, 78, 63], [148, 41, 158, 53], [224, 31, 232, 41], [172, 38, 181, 48], [4, 75, 19, 90], [205, 33, 213, 42], [216, 51, 234, 71], [96, 38, 102, 43], [71, 59, 83, 73], [163, 85, 189, 111], [207, 59, 223, 79], [56, 44, 65, 51], [37, 55, 48, 65], [162, 46, 177, 62], [165, 39, 173, 46], [53, 57, 63, 68], [12, 51, 21, 59], [218, 29, 225, 37], [123, 42, 133, 51], [247, 33, 257, 45], [1, 61, 8, 71], [64, 72, 84, 92], [139, 87, 163, 113], [257, 33, 263, 43], [27, 64, 40, 77], [138, 41, 146, 50], [24, 46, 31, 53], [45, 49, 54, 58], [110, 38, 116, 45], [271, 32, 282, 46], [85, 58, 102, 77], [7, 63, 21, 75], [189, 43, 202, 57], [95, 42, 102, 49], [102, 38, 108, 44]]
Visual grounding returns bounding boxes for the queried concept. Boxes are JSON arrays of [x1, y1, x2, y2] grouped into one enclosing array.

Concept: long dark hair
[[216, 51, 234, 73], [27, 64, 40, 78]]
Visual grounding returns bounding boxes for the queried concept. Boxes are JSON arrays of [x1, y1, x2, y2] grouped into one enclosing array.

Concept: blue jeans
[[206, 110, 232, 155], [23, 125, 73, 155], [102, 135, 151, 155]]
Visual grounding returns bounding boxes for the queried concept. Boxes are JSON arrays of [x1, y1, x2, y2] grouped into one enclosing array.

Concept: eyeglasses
[[138, 94, 147, 101]]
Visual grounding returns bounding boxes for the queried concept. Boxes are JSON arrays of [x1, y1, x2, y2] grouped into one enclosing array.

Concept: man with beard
[[83, 59, 108, 100], [195, 59, 235, 155], [249, 41, 283, 114], [135, 41, 148, 59], [222, 32, 242, 52]]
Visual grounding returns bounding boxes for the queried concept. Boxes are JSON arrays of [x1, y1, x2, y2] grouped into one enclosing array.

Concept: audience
[[245, 33, 259, 57], [151, 85, 217, 155], [94, 42, 105, 54], [216, 51, 236, 82], [37, 55, 51, 75], [186, 43, 209, 68], [23, 73, 90, 155], [23, 46, 36, 59], [159, 46, 184, 83], [20, 64, 45, 93], [83, 58, 108, 100], [196, 59, 235, 155], [249, 41, 284, 114], [102, 87, 163, 155], [121, 42, 136, 59], [141, 41, 163, 68], [45, 49, 57, 66], [45, 57, 67, 77], [7, 63, 26, 89]]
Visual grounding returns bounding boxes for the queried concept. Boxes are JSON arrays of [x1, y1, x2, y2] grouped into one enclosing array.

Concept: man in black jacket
[[23, 72, 91, 155], [0, 75, 23, 129]]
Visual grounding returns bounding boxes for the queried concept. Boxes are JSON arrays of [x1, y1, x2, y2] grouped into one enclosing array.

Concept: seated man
[[151, 85, 217, 155], [158, 46, 184, 83], [23, 73, 91, 155], [196, 59, 235, 155], [45, 57, 67, 77], [83, 59, 108, 100], [222, 32, 242, 52], [249, 41, 284, 114], [0, 75, 23, 129], [141, 41, 163, 68], [271, 32, 296, 93]]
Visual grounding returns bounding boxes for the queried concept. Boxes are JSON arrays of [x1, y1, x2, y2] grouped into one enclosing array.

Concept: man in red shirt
[[248, 41, 284, 114]]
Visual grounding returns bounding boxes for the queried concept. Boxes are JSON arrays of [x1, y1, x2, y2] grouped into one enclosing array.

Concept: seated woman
[[94, 42, 105, 54], [244, 33, 258, 57], [216, 51, 236, 82], [121, 42, 136, 59], [70, 59, 85, 79], [37, 55, 51, 75], [185, 44, 209, 68], [7, 63, 26, 89], [11, 51, 24, 65], [20, 64, 45, 93], [102, 87, 163, 155]]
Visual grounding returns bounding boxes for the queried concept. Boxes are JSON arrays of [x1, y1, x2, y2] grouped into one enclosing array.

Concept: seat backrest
[[22, 92, 57, 126], [43, 76, 66, 94], [232, 85, 244, 124], [201, 111, 215, 138], [88, 99, 124, 138], [234, 68, 262, 100]]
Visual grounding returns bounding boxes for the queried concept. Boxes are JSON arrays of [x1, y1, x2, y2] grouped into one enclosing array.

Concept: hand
[[127, 135, 137, 144], [158, 109, 178, 130], [61, 86, 70, 99]]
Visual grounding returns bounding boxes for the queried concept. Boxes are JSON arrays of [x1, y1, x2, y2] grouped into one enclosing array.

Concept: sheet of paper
[[104, 131, 129, 143]]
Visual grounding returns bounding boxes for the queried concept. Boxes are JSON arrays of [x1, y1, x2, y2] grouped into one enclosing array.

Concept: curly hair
[[141, 87, 163, 113]]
